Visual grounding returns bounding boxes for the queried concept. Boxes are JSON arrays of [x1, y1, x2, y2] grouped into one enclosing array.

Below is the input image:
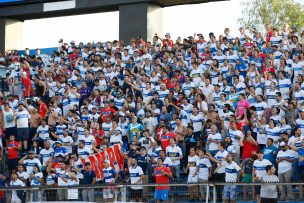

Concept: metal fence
[[0, 182, 303, 203]]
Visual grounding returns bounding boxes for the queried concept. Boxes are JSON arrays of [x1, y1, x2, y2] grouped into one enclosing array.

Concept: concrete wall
[[5, 19, 23, 51], [147, 4, 163, 42], [119, 3, 163, 44]]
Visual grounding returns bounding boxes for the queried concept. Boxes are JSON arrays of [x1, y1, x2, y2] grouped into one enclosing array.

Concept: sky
[[22, 0, 244, 49]]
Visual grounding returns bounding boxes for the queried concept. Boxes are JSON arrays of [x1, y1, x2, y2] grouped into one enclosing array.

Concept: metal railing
[[1, 182, 304, 203]]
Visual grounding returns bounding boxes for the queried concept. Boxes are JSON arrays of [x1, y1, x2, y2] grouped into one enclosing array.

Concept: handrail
[[1, 182, 304, 191]]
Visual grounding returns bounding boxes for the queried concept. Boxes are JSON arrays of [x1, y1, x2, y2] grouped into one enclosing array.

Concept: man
[[13, 103, 31, 152], [103, 160, 118, 202], [81, 162, 96, 202], [165, 138, 183, 182], [153, 157, 173, 203], [39, 141, 54, 170], [77, 140, 91, 159], [221, 154, 242, 203], [128, 158, 144, 202], [33, 119, 50, 147], [18, 150, 42, 175], [5, 134, 21, 171], [252, 151, 272, 203], [276, 142, 294, 200], [159, 126, 176, 150], [263, 138, 277, 166], [53, 140, 69, 161]]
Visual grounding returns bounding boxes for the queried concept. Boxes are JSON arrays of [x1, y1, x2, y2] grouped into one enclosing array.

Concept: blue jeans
[[32, 189, 39, 202], [173, 165, 181, 182]]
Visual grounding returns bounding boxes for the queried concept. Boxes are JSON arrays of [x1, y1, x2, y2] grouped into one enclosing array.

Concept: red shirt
[[7, 141, 19, 159], [21, 77, 33, 97], [93, 129, 105, 147], [154, 166, 171, 190], [100, 107, 116, 122], [160, 132, 176, 150], [242, 141, 259, 160], [39, 102, 47, 118]]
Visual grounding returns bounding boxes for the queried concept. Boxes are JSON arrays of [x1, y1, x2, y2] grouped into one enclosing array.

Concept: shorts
[[129, 188, 142, 199], [103, 188, 114, 199], [243, 174, 252, 183], [187, 175, 198, 184], [223, 185, 237, 200], [155, 190, 169, 201], [17, 128, 29, 141], [5, 127, 16, 139], [255, 185, 261, 194]]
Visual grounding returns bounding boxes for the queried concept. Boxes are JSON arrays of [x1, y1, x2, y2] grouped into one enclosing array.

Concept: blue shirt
[[81, 170, 96, 184], [263, 145, 278, 165]]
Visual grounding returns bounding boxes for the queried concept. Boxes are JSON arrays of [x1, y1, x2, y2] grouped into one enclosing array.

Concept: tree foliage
[[238, 0, 304, 32]]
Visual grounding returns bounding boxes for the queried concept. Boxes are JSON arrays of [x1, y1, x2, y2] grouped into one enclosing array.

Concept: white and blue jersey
[[103, 167, 116, 183]]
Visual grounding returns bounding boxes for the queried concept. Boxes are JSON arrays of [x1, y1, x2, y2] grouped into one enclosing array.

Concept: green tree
[[239, 0, 304, 32]]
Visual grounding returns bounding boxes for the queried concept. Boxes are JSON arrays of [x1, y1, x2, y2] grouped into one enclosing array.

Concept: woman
[[45, 167, 57, 201], [260, 165, 279, 203], [2, 102, 16, 146], [10, 171, 25, 203], [30, 165, 43, 202]]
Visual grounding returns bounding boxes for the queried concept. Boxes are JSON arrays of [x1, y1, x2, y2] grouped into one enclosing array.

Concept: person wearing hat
[[18, 150, 42, 175], [276, 141, 294, 200], [102, 160, 118, 202], [53, 140, 69, 161], [75, 162, 96, 202]]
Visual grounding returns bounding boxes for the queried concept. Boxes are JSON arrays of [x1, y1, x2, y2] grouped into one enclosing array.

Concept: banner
[[82, 144, 124, 181]]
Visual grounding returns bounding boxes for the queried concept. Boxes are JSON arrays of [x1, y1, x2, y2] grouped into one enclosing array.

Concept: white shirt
[[39, 148, 54, 166], [166, 145, 183, 166], [190, 114, 203, 132], [77, 146, 91, 159], [30, 172, 43, 186], [208, 133, 222, 151], [36, 125, 50, 141], [24, 158, 42, 175], [197, 157, 212, 180], [223, 161, 241, 182], [188, 155, 199, 176], [214, 150, 228, 174], [10, 179, 25, 201], [253, 159, 272, 178], [16, 109, 31, 128], [129, 165, 144, 189], [276, 149, 293, 174]]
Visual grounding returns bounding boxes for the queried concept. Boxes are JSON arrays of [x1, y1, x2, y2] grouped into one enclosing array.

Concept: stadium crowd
[[0, 24, 304, 203]]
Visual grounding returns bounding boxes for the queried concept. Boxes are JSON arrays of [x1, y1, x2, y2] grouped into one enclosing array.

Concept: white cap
[[279, 142, 286, 147]]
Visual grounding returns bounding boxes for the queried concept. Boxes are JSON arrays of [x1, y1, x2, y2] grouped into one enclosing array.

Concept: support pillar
[[119, 3, 163, 43], [0, 18, 23, 53]]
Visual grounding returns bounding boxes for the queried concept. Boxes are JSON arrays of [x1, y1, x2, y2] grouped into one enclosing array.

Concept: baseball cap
[[279, 142, 286, 147], [28, 150, 35, 154], [103, 160, 110, 164]]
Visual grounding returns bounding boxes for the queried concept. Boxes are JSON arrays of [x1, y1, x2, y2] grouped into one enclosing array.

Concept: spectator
[[102, 160, 118, 202], [13, 103, 31, 152], [252, 151, 273, 203], [153, 157, 172, 203], [128, 158, 144, 202], [80, 162, 96, 202], [5, 135, 21, 171], [276, 142, 294, 200], [165, 138, 183, 182], [260, 165, 279, 203]]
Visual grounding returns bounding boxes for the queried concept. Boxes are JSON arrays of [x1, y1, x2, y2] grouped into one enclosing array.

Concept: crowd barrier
[[0, 182, 303, 203]]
